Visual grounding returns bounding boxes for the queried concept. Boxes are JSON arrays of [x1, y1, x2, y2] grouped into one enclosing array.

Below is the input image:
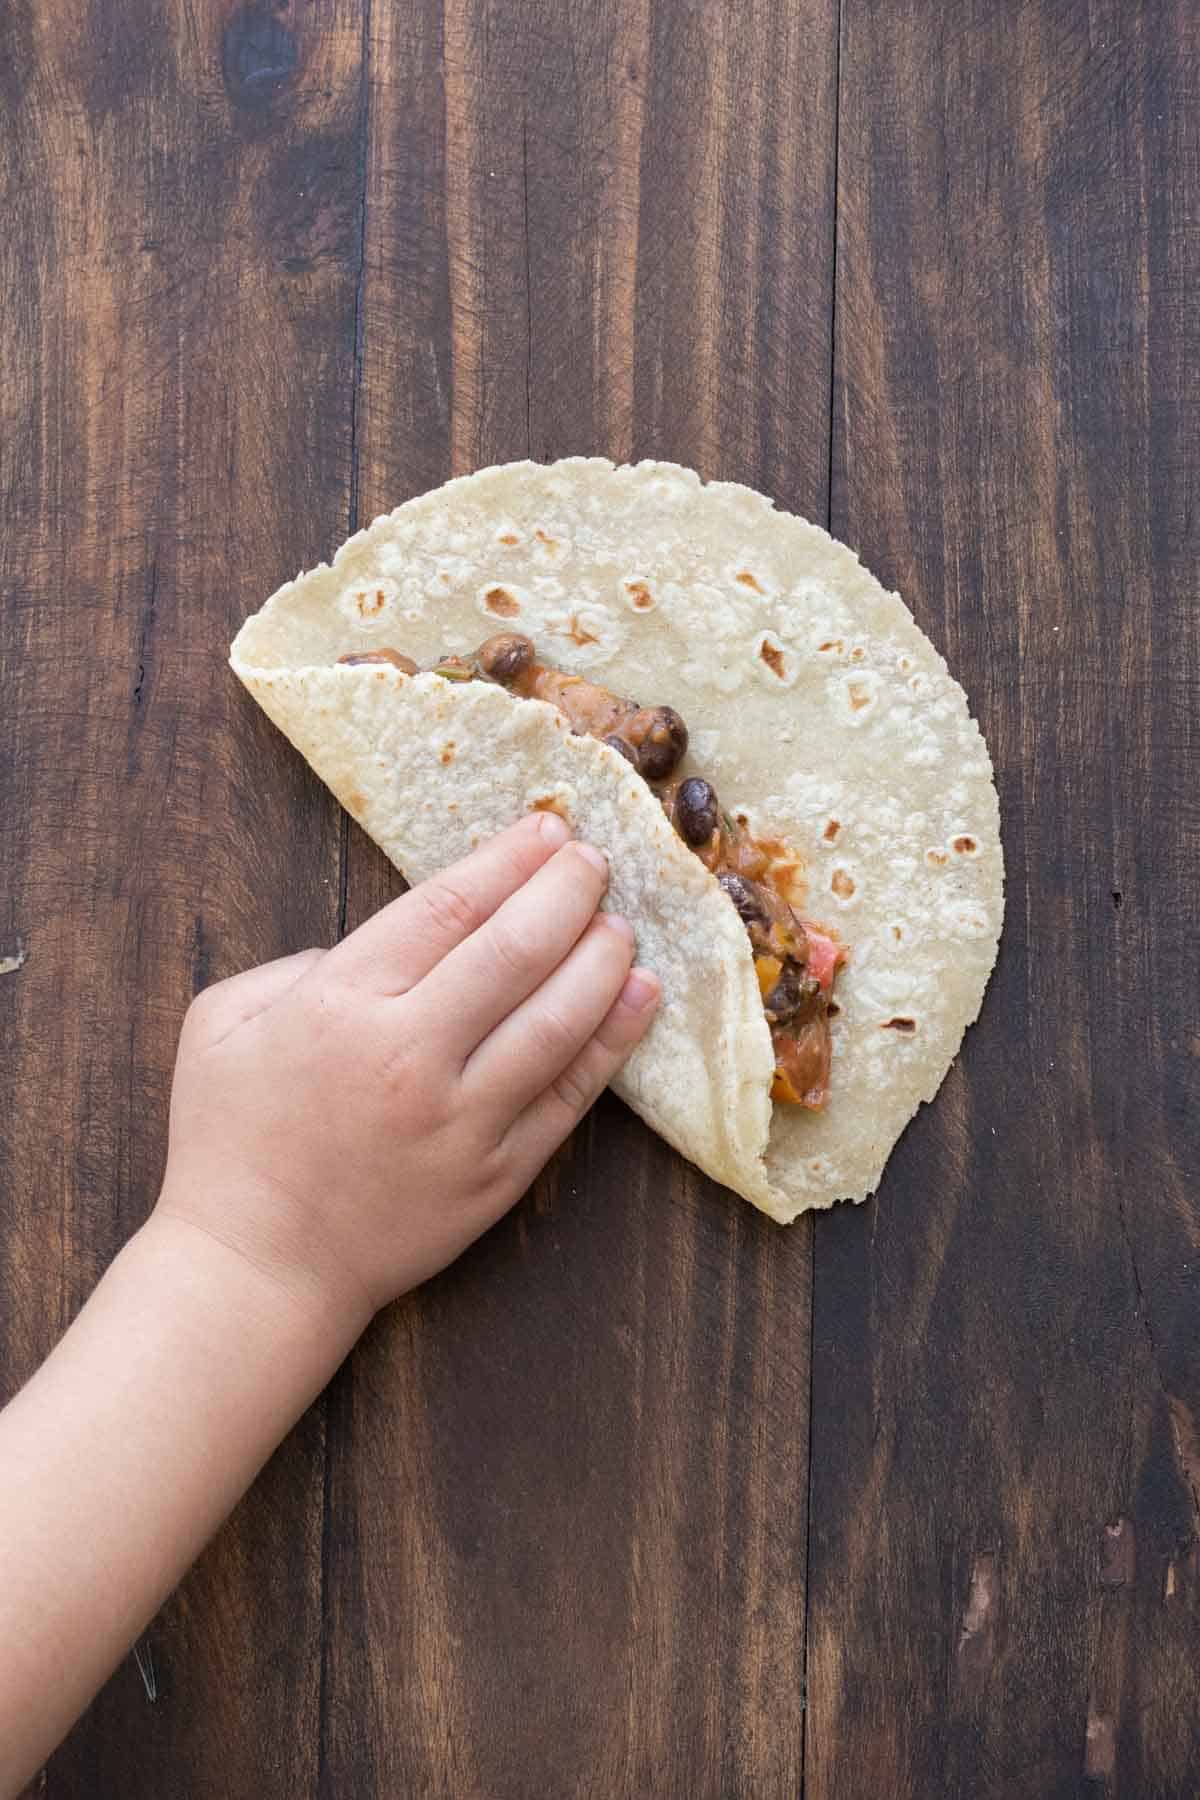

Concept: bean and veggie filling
[[339, 634, 846, 1108]]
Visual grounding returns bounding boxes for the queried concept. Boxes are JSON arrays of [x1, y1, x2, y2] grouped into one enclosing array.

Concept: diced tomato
[[800, 924, 844, 996], [770, 927, 844, 1110]]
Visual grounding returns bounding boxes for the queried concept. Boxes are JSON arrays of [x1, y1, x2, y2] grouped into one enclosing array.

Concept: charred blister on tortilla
[[336, 632, 847, 1109]]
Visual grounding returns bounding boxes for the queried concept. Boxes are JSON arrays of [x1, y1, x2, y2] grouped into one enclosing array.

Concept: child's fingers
[[407, 841, 610, 1056], [463, 913, 636, 1114], [184, 948, 327, 1051], [324, 812, 572, 996], [497, 967, 661, 1179]]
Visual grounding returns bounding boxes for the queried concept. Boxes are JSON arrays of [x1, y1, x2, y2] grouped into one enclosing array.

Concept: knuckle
[[488, 916, 538, 978], [528, 1002, 578, 1065], [498, 836, 539, 883], [299, 973, 349, 1021], [185, 985, 216, 1026], [379, 1038, 452, 1125], [422, 876, 480, 943], [592, 1008, 633, 1055], [397, 1084, 445, 1139], [299, 980, 378, 1066], [184, 979, 229, 1035], [550, 1053, 601, 1119], [471, 1140, 514, 1198]]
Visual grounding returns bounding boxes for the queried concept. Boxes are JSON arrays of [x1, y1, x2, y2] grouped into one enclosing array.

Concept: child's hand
[[157, 812, 660, 1331], [0, 810, 661, 1789]]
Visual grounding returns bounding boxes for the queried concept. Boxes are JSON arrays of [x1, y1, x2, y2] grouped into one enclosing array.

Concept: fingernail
[[600, 911, 634, 942], [532, 811, 570, 846], [619, 968, 660, 1012], [574, 842, 609, 876]]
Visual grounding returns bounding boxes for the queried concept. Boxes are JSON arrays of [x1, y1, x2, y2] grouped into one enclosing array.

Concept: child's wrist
[[144, 1181, 376, 1362]]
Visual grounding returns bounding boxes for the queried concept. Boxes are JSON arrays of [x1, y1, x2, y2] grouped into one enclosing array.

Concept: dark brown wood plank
[[320, 2, 837, 1794], [0, 1, 365, 1792], [807, 4, 1200, 1796]]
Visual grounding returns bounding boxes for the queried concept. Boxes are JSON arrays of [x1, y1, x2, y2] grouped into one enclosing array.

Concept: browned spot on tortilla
[[439, 743, 455, 765], [347, 791, 365, 815], [356, 587, 387, 617], [534, 527, 557, 549], [823, 819, 841, 842], [827, 1001, 840, 1017], [892, 924, 903, 940], [818, 639, 843, 654], [562, 614, 598, 646], [881, 1016, 916, 1034], [848, 681, 872, 711], [953, 834, 978, 854], [498, 531, 520, 546], [759, 640, 786, 678], [735, 812, 748, 826], [736, 570, 764, 593], [626, 579, 654, 610], [831, 868, 855, 900], [484, 585, 520, 617], [926, 848, 949, 867], [532, 795, 568, 818], [851, 646, 865, 660]]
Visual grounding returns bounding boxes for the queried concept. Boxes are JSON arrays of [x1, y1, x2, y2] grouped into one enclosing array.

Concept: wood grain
[[319, 2, 837, 1796], [806, 3, 1200, 1796], [4, 0, 1197, 1795], [0, 0, 363, 1792]]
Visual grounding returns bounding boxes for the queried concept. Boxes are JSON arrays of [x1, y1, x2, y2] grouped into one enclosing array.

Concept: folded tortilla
[[231, 459, 1003, 1221]]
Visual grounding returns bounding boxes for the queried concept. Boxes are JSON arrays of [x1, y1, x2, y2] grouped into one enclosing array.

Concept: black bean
[[632, 705, 688, 781], [476, 632, 535, 683], [674, 777, 719, 847], [717, 872, 770, 926], [763, 964, 821, 1023], [762, 968, 800, 1020], [603, 733, 639, 766]]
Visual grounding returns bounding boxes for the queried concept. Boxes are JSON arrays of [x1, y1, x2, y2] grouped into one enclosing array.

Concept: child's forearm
[[0, 1205, 365, 1796]]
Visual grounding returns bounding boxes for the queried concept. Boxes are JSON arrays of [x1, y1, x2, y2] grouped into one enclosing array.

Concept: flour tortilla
[[231, 459, 1003, 1221]]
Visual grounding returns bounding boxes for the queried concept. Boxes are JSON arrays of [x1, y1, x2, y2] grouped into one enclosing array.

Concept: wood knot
[[222, 1, 300, 109], [1099, 1516, 1135, 1588], [955, 1551, 997, 1693]]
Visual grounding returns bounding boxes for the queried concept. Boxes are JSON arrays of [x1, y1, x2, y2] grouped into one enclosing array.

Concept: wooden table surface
[[2, 2, 1198, 1795]]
